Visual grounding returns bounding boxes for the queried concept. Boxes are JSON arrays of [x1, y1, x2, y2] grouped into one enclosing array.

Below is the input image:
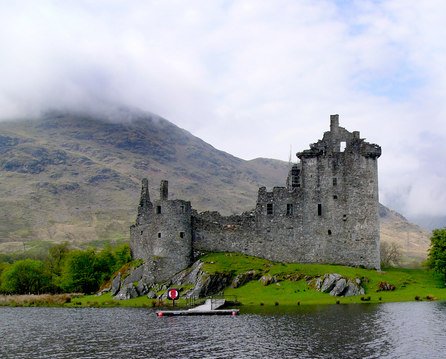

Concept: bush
[[0, 259, 51, 294]]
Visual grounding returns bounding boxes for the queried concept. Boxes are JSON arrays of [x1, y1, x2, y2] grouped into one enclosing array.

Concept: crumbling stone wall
[[130, 115, 382, 283]]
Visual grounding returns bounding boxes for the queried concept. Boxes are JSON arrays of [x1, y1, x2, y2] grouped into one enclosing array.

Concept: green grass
[[200, 252, 446, 306]]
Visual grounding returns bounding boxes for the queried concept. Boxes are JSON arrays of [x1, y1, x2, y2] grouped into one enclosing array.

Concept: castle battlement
[[130, 115, 382, 284]]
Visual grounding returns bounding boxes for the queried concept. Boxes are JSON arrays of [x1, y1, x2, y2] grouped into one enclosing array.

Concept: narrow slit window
[[180, 232, 185, 238], [180, 205, 185, 213], [157, 232, 161, 238], [267, 203, 274, 215], [318, 204, 322, 216], [286, 203, 294, 216], [328, 230, 332, 235], [333, 195, 338, 200], [333, 177, 337, 186], [340, 141, 346, 152], [156, 206, 161, 214]]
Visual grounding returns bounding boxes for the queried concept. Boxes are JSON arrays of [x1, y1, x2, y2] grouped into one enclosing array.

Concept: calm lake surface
[[1, 301, 446, 359]]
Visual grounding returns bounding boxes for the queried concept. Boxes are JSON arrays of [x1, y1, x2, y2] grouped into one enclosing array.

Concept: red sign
[[167, 288, 179, 301]]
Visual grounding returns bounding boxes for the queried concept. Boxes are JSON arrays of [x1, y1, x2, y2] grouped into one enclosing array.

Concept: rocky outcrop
[[259, 274, 278, 286], [99, 263, 151, 300], [107, 260, 234, 301], [309, 273, 365, 297], [231, 270, 261, 288], [104, 262, 366, 301], [169, 260, 233, 298]]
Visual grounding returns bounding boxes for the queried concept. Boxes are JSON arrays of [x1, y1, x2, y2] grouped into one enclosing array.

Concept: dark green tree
[[0, 259, 51, 294], [60, 249, 100, 294], [427, 228, 446, 283], [44, 242, 70, 292], [113, 243, 132, 269]]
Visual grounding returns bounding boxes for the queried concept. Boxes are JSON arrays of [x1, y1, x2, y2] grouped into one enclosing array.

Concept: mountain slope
[[0, 109, 430, 263], [0, 109, 288, 251]]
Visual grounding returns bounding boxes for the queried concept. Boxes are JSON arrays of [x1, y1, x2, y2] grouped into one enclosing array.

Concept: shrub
[[0, 259, 51, 294]]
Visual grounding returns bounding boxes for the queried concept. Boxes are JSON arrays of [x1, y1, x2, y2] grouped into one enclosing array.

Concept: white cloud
[[0, 0, 446, 219]]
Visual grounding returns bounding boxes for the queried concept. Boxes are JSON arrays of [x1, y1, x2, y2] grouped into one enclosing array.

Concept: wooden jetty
[[156, 299, 239, 317]]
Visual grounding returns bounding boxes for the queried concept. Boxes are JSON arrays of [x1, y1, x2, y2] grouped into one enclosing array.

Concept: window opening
[[318, 204, 322, 216], [328, 230, 332, 235], [333, 195, 338, 200], [156, 206, 161, 214], [333, 177, 337, 186], [180, 205, 185, 213], [340, 141, 346, 152], [266, 203, 274, 215], [286, 204, 294, 216], [157, 232, 161, 238], [180, 232, 185, 238]]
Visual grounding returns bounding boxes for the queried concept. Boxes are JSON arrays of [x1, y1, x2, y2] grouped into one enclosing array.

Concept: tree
[[46, 242, 70, 277], [0, 259, 51, 294], [380, 241, 402, 268], [427, 228, 446, 282], [113, 243, 132, 269], [60, 249, 101, 294], [44, 242, 70, 292]]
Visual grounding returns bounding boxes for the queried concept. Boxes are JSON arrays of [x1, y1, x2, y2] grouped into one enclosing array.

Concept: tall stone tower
[[296, 114, 381, 268], [130, 179, 193, 284]]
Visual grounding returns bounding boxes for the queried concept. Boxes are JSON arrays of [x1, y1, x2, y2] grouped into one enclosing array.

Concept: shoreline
[[1, 291, 445, 310]]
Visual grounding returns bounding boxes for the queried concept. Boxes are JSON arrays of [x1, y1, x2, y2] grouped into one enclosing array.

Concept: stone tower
[[296, 114, 381, 268], [130, 179, 193, 284]]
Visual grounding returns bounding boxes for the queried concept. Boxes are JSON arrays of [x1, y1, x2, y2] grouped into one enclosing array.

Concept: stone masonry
[[130, 115, 382, 284]]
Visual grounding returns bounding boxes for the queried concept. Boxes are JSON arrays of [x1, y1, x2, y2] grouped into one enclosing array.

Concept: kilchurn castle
[[130, 115, 382, 284]]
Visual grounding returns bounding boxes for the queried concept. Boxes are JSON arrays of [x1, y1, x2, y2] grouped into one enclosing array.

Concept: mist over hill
[[0, 108, 430, 263]]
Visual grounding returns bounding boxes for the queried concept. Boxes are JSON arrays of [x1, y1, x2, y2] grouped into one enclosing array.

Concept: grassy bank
[[2, 253, 445, 309], [202, 253, 446, 306]]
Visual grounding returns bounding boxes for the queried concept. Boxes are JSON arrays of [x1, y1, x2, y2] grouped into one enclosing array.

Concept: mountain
[[379, 205, 430, 265], [0, 109, 288, 251], [0, 108, 430, 263]]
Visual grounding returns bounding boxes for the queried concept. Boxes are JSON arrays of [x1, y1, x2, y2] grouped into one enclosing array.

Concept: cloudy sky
[[0, 0, 445, 224]]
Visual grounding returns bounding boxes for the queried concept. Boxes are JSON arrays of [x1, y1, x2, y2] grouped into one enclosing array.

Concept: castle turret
[[330, 114, 339, 132], [136, 178, 152, 225], [160, 180, 168, 201]]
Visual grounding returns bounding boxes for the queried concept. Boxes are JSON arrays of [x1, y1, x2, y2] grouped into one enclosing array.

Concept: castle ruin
[[130, 115, 382, 284]]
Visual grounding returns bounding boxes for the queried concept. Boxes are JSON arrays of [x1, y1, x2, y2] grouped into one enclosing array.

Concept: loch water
[[1, 301, 446, 359]]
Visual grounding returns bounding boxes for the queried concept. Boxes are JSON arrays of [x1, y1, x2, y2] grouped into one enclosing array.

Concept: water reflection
[[0, 302, 445, 359]]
